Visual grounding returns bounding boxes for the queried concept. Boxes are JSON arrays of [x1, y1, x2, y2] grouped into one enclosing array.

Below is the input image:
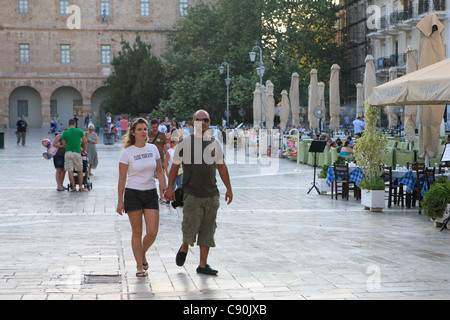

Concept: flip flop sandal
[[136, 271, 147, 278], [143, 263, 149, 271]]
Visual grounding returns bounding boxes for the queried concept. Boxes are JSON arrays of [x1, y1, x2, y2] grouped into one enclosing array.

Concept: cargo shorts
[[182, 193, 220, 247], [64, 151, 83, 172]]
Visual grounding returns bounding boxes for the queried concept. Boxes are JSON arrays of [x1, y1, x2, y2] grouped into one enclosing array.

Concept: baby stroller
[[67, 149, 93, 191]]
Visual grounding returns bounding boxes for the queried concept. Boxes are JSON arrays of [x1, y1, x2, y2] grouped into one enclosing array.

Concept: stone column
[[41, 101, 51, 128]]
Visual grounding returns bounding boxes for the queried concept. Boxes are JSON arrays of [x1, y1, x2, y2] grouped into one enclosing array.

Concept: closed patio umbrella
[[318, 82, 325, 131], [404, 46, 418, 145], [417, 13, 445, 160], [280, 90, 290, 132], [356, 83, 364, 118], [364, 55, 376, 102], [266, 80, 275, 131], [387, 67, 398, 128], [253, 83, 261, 128], [289, 72, 300, 127], [308, 69, 318, 130], [329, 64, 340, 131]]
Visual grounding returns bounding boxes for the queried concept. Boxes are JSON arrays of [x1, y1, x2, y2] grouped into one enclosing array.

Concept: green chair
[[330, 148, 339, 164], [322, 146, 331, 166], [385, 147, 396, 167], [429, 145, 445, 166], [396, 150, 415, 167], [387, 140, 398, 148]]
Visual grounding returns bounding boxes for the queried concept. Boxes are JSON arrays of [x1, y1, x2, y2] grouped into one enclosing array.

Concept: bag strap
[[150, 132, 159, 144]]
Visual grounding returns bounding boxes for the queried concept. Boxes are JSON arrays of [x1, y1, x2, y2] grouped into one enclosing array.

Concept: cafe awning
[[368, 57, 450, 106]]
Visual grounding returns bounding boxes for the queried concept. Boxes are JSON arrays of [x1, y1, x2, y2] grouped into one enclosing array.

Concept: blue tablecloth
[[326, 167, 418, 194], [326, 167, 364, 187], [395, 170, 416, 194]]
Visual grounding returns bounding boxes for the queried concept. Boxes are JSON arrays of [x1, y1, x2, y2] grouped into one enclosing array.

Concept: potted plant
[[317, 164, 330, 194], [353, 102, 388, 212], [421, 176, 450, 227]]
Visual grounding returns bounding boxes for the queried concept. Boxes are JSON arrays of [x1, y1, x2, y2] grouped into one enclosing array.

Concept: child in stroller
[[68, 149, 93, 191]]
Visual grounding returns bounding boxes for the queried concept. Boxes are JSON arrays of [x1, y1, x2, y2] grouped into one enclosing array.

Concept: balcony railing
[[367, 1, 445, 33], [375, 53, 407, 71]]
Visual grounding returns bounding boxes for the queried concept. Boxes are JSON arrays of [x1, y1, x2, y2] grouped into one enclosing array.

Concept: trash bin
[[103, 132, 115, 145], [0, 132, 4, 149]]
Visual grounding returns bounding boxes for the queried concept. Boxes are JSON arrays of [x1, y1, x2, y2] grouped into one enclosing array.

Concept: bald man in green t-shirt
[[62, 119, 88, 191]]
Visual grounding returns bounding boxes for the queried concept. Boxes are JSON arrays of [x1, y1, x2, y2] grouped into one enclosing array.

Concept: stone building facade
[[0, 0, 206, 128]]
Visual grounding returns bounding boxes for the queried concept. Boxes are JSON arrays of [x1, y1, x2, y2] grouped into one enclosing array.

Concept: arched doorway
[[9, 86, 42, 128], [50, 86, 83, 128], [91, 86, 109, 127]]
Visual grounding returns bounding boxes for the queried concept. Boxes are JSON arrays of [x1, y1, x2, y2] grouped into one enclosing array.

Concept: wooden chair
[[382, 165, 394, 208], [425, 167, 436, 190], [408, 162, 425, 210], [332, 163, 350, 200], [332, 163, 359, 200]]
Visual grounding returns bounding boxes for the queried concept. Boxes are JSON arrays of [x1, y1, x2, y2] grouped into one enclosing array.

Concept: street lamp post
[[219, 61, 231, 128], [249, 45, 265, 129]]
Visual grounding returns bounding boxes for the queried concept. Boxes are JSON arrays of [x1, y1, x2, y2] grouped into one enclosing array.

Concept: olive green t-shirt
[[173, 134, 224, 198]]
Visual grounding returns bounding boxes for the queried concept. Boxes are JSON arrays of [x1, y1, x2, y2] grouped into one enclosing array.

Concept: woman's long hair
[[121, 117, 149, 150]]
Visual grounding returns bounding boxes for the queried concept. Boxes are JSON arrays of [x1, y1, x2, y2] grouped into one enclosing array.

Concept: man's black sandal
[[176, 246, 187, 266], [196, 264, 218, 275]]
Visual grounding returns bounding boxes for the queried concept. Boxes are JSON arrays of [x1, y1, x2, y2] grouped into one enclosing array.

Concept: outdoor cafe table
[[326, 166, 417, 194], [326, 165, 364, 187]]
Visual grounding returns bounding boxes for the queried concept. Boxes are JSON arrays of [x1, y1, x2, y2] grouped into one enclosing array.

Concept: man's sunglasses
[[195, 118, 210, 122]]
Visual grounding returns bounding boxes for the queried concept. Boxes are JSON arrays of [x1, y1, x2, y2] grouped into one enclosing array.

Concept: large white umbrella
[[252, 83, 261, 128], [364, 55, 376, 102], [280, 90, 290, 132], [387, 67, 398, 128], [289, 72, 300, 127], [404, 46, 418, 144], [266, 80, 275, 131], [329, 64, 340, 131], [356, 83, 364, 117], [308, 69, 318, 130], [417, 14, 445, 160], [318, 82, 325, 131]]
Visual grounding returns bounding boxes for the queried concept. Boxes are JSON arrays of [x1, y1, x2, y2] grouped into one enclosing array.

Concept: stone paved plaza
[[1, 128, 450, 300]]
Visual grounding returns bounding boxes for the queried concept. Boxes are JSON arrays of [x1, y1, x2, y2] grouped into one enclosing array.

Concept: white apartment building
[[367, 0, 448, 81]]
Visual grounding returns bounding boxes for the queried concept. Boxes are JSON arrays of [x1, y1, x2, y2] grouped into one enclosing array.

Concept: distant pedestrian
[[116, 118, 167, 277], [16, 115, 28, 146], [85, 124, 98, 176], [165, 109, 233, 276], [61, 119, 88, 191], [148, 119, 168, 202]]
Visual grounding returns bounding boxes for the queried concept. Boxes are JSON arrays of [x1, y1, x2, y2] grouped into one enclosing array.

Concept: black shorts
[[53, 155, 65, 169], [124, 188, 159, 213]]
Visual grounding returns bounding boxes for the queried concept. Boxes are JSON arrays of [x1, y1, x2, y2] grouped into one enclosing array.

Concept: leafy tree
[[262, 0, 342, 106], [104, 34, 164, 115], [153, 0, 263, 123]]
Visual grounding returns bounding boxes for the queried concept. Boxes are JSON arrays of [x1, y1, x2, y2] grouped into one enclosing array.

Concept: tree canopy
[[105, 0, 342, 123]]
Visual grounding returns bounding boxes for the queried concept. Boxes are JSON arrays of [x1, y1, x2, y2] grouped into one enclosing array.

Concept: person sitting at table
[[336, 141, 343, 153], [346, 136, 354, 148], [340, 141, 353, 156]]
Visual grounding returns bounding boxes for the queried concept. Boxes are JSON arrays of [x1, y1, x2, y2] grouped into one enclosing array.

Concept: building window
[[19, 44, 30, 64], [100, 0, 110, 16], [60, 44, 71, 64], [101, 45, 111, 64], [140, 0, 150, 17], [179, 0, 188, 17], [18, 0, 29, 14], [17, 100, 28, 117], [59, 0, 70, 15]]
